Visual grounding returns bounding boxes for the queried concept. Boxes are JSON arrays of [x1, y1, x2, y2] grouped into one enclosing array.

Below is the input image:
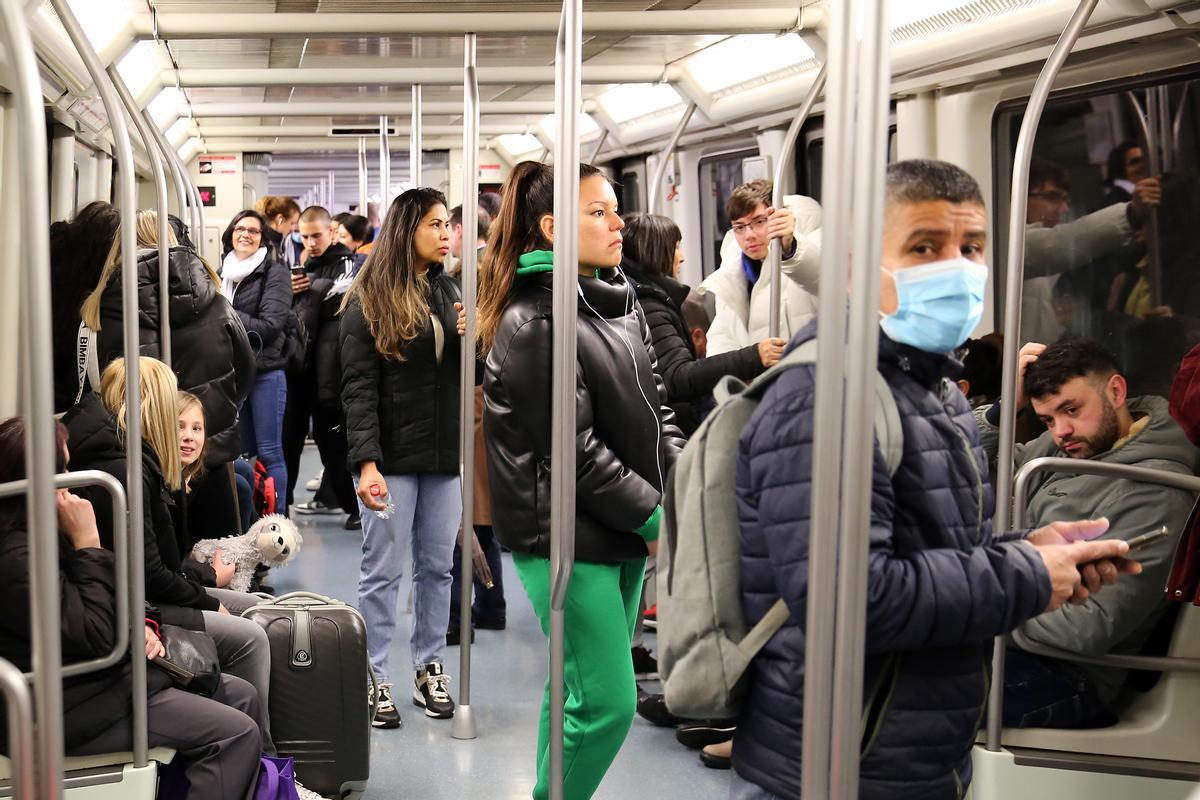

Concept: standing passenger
[[257, 196, 303, 267], [221, 210, 292, 517], [477, 161, 685, 800], [340, 189, 465, 728]]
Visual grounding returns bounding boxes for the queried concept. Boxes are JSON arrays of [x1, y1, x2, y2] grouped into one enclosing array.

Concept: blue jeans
[[728, 770, 784, 800], [239, 369, 288, 515], [356, 473, 462, 683]]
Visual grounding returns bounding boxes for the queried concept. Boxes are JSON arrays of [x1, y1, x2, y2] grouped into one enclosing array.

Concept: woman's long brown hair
[[475, 161, 602, 352]]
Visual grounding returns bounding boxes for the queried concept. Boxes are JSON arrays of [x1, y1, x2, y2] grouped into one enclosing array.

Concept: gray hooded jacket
[[977, 395, 1199, 700]]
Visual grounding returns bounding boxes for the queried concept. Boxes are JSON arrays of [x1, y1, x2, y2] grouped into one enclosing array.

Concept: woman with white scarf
[[220, 210, 293, 514]]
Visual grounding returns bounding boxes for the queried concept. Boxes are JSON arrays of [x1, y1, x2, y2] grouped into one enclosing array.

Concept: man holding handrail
[[733, 160, 1139, 800]]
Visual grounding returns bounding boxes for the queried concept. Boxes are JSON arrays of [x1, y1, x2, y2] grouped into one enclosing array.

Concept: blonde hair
[[99, 357, 183, 491], [80, 210, 221, 330], [176, 390, 206, 489]]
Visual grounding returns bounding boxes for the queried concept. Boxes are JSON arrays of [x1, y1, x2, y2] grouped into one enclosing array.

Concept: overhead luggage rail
[[549, 1, 582, 797], [49, 0, 151, 771], [988, 0, 1100, 754], [0, 0, 65, 794]]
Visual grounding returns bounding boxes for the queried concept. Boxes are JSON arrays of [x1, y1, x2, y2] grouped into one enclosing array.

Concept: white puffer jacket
[[696, 195, 822, 356]]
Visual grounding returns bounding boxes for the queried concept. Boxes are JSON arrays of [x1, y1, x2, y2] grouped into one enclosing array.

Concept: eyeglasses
[[730, 216, 769, 236], [233, 226, 262, 236], [1029, 190, 1070, 206]]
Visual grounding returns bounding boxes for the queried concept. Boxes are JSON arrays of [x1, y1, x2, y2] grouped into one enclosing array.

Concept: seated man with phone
[[976, 336, 1200, 727]]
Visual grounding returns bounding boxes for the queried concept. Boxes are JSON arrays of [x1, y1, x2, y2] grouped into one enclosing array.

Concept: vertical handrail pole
[[328, 169, 336, 211], [767, 64, 828, 338], [988, 0, 1098, 751], [379, 116, 391, 213], [109, 69, 172, 368], [358, 137, 370, 216], [1140, 89, 1164, 308], [801, 0, 853, 795], [188, 158, 206, 261], [0, 657, 34, 800], [0, 0, 63, 793], [49, 0, 150, 768], [411, 85, 423, 187], [151, 114, 190, 224], [453, 32, 481, 742], [647, 102, 697, 216], [829, 1, 889, 796], [549, 0, 582, 797]]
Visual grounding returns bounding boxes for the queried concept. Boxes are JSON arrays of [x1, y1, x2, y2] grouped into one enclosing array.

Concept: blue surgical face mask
[[880, 257, 988, 353], [289, 232, 302, 245]]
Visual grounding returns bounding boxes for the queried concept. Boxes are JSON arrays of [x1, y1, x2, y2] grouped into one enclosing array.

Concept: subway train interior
[[1, 0, 1200, 798]]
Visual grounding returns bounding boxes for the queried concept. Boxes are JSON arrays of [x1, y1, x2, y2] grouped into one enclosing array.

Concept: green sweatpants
[[512, 552, 646, 800]]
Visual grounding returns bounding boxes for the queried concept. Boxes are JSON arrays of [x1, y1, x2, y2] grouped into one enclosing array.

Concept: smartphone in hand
[[1124, 525, 1169, 554]]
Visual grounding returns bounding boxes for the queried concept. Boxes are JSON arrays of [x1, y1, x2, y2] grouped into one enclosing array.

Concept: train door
[[697, 146, 758, 280]]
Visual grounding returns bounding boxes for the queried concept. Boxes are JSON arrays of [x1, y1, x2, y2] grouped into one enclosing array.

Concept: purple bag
[[254, 755, 302, 800]]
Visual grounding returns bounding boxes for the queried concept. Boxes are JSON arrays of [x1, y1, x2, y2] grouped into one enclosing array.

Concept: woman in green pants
[[477, 160, 685, 799]]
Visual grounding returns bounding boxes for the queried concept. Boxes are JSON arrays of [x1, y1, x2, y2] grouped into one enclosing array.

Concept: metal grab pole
[[0, 657, 34, 800], [802, 1, 854, 796], [453, 32, 481, 743], [358, 137, 370, 216], [49, 0, 150, 769], [550, 0, 582, 797], [988, 0, 1098, 753], [589, 129, 609, 164], [647, 102, 696, 216], [1125, 90, 1163, 309], [0, 0, 62, 794], [379, 116, 392, 213], [109, 69, 172, 369], [830, 2, 889, 796], [411, 85, 423, 187], [152, 115, 190, 225], [767, 64, 827, 338]]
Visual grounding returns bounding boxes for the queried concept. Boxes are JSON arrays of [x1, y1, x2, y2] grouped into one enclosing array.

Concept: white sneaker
[[305, 470, 323, 492], [294, 781, 327, 800]]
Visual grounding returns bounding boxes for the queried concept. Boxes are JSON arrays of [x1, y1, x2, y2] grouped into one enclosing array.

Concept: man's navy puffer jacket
[[734, 322, 1051, 799]]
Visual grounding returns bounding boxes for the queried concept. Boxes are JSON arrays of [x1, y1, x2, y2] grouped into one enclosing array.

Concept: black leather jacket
[[483, 255, 685, 564], [340, 264, 463, 475]]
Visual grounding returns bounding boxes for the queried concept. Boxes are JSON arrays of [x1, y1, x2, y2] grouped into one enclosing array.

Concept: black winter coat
[[483, 260, 686, 564], [0, 528, 171, 751], [96, 247, 255, 467], [734, 323, 1051, 799], [64, 393, 218, 628], [229, 256, 293, 373], [622, 261, 763, 436], [304, 245, 359, 410], [341, 265, 462, 475]]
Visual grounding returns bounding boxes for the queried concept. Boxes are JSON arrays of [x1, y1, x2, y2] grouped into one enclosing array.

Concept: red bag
[[1166, 498, 1200, 605], [253, 460, 277, 518]]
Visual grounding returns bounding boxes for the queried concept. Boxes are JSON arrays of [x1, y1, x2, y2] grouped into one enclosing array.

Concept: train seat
[[0, 747, 174, 799], [996, 603, 1200, 764]]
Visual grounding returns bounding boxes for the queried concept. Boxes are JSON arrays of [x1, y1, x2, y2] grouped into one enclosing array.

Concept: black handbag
[[152, 624, 221, 696]]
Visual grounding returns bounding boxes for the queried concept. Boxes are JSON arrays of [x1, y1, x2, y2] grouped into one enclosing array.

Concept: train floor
[[277, 446, 731, 800]]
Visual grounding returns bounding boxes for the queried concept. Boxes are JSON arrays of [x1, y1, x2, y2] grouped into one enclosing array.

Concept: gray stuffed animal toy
[[189, 514, 302, 593]]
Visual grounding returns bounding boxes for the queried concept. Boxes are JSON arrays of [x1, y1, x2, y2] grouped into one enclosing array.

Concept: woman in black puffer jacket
[[340, 188, 465, 727], [620, 212, 770, 436], [79, 210, 255, 468], [221, 209, 292, 511]]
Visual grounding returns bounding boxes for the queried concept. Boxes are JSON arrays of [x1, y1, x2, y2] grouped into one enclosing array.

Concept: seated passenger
[[621, 211, 775, 437], [0, 417, 264, 800], [64, 357, 276, 755], [696, 178, 818, 357], [735, 159, 1136, 800], [975, 337, 1199, 727], [956, 334, 1004, 409]]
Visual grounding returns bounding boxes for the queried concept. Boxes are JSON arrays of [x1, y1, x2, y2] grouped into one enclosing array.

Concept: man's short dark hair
[[1029, 158, 1070, 193], [726, 179, 773, 222], [681, 291, 712, 334], [1024, 336, 1121, 400], [449, 204, 491, 241], [885, 159, 984, 209], [299, 205, 331, 225]]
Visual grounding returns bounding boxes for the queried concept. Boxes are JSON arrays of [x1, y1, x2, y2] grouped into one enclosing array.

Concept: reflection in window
[[996, 76, 1200, 400]]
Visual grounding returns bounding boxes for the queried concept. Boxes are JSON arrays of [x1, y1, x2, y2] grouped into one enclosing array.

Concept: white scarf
[[221, 246, 268, 300]]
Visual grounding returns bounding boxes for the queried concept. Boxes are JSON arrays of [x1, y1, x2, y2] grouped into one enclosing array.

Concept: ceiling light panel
[[891, 0, 1054, 42], [497, 134, 542, 158], [598, 83, 683, 125], [117, 41, 169, 99], [683, 33, 815, 94], [538, 113, 601, 141]]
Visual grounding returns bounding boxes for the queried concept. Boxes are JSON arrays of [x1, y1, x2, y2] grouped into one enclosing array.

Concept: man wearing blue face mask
[[730, 160, 1138, 800]]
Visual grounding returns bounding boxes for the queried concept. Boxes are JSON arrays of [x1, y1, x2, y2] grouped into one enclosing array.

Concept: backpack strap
[[74, 320, 99, 405]]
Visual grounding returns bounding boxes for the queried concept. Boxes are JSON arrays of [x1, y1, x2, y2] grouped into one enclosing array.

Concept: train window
[[994, 71, 1200, 398], [800, 125, 897, 201], [697, 147, 758, 279], [620, 169, 642, 215]]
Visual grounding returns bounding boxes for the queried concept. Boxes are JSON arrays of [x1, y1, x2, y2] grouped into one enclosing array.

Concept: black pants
[[311, 403, 357, 515], [281, 371, 315, 510], [449, 524, 506, 628]]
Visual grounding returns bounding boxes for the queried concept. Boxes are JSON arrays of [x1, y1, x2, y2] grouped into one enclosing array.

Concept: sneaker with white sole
[[294, 781, 328, 800], [413, 662, 455, 719], [370, 681, 401, 729], [292, 499, 340, 516], [305, 470, 323, 492]]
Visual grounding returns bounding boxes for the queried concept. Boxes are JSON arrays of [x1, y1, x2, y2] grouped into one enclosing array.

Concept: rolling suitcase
[[243, 591, 374, 799]]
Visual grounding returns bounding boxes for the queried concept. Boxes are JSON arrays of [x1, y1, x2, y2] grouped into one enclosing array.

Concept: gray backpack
[[656, 338, 903, 719]]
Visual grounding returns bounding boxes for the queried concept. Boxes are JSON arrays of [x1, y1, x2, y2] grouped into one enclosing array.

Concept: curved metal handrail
[[767, 63, 827, 339], [0, 657, 35, 800], [987, 0, 1100, 755], [648, 102, 696, 216]]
